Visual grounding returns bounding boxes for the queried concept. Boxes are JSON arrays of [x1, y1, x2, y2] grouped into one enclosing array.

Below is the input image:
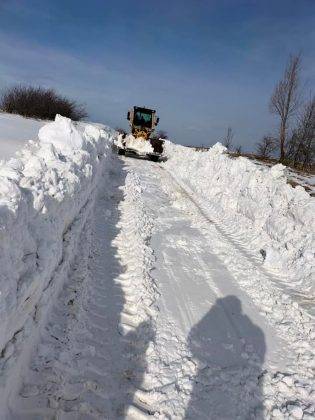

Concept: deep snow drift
[[0, 114, 116, 412], [164, 142, 315, 301], [0, 112, 47, 160]]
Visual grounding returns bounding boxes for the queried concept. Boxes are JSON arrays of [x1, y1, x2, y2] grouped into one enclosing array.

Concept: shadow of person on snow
[[185, 295, 266, 420]]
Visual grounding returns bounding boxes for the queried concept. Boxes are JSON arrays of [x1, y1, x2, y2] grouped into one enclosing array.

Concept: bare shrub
[[269, 54, 301, 161], [0, 85, 87, 121], [152, 130, 168, 140], [222, 127, 234, 149], [234, 145, 242, 154], [115, 127, 127, 136], [256, 136, 277, 158]]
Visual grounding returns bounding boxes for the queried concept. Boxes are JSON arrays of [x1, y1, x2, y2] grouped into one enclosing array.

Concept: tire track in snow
[[9, 154, 314, 419], [116, 157, 313, 418], [10, 158, 159, 419]]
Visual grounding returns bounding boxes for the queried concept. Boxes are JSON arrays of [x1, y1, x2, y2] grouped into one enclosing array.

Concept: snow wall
[[164, 142, 315, 296], [0, 115, 116, 408]]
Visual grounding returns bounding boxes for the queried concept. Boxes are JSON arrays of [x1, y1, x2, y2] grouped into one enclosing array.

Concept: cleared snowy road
[[10, 155, 314, 419]]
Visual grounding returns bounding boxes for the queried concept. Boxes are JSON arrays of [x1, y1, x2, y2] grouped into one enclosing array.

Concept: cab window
[[134, 111, 152, 127]]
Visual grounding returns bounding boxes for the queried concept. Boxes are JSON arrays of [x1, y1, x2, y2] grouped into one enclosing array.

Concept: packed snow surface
[[0, 112, 47, 160], [0, 117, 314, 419]]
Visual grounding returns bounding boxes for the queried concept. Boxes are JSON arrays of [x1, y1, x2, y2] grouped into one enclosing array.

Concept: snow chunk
[[208, 142, 227, 155], [270, 163, 286, 179], [287, 405, 304, 419], [124, 134, 154, 154], [38, 114, 83, 152]]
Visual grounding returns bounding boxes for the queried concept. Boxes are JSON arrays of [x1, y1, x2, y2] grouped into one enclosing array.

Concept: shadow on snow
[[185, 295, 266, 419]]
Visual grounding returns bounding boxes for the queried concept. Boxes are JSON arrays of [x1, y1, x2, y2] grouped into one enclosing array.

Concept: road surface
[[10, 156, 313, 419]]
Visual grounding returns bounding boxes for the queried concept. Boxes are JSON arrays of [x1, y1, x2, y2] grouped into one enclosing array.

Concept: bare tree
[[299, 96, 315, 168], [256, 136, 277, 158], [269, 54, 302, 161], [222, 127, 234, 149], [234, 145, 242, 154], [286, 94, 315, 169]]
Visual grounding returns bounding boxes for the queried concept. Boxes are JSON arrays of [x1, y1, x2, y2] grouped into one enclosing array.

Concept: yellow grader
[[118, 106, 164, 161]]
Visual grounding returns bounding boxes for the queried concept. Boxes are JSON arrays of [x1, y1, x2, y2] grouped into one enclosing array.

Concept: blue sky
[[0, 0, 314, 149]]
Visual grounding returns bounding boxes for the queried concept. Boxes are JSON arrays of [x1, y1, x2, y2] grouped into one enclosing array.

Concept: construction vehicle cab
[[118, 106, 164, 161], [127, 106, 159, 139]]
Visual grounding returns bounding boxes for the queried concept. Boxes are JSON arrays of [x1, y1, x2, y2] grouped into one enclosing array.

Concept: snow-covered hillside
[[0, 116, 314, 419], [0, 112, 47, 161]]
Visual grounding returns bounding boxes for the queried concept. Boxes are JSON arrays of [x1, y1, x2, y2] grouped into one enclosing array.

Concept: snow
[[164, 141, 315, 303], [0, 115, 314, 419], [117, 133, 154, 154], [38, 114, 84, 152], [0, 114, 116, 414], [154, 159, 314, 418], [0, 112, 47, 161], [286, 170, 315, 196]]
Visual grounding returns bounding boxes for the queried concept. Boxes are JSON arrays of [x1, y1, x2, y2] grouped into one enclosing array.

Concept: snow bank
[[0, 115, 116, 409], [164, 142, 315, 296]]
